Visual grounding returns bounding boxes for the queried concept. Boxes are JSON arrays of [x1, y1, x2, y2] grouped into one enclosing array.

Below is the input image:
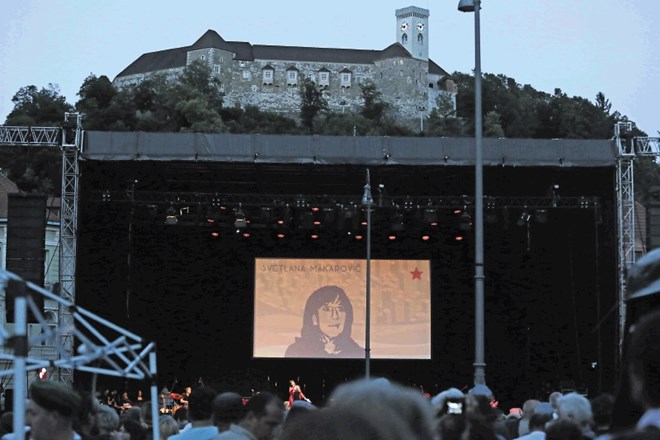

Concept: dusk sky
[[1, 0, 657, 135]]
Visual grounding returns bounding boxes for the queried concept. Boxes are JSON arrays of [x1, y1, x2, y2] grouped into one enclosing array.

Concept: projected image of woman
[[285, 285, 363, 358]]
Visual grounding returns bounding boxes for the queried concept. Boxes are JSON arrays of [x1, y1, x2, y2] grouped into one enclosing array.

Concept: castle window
[[213, 65, 221, 74], [401, 33, 408, 44], [262, 66, 274, 85], [340, 69, 352, 88], [287, 67, 298, 86], [243, 70, 252, 79], [318, 69, 330, 87], [200, 55, 206, 61], [417, 33, 424, 44]]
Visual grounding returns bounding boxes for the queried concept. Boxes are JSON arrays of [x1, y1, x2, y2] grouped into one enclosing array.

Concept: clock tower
[[395, 6, 429, 61]]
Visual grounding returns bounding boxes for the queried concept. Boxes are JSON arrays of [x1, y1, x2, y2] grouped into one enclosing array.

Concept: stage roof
[[82, 132, 616, 168]]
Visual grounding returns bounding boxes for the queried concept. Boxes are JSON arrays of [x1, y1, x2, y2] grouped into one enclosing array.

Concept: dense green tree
[[360, 82, 389, 122], [5, 84, 73, 126], [426, 93, 466, 137], [76, 74, 137, 130], [221, 106, 299, 134], [483, 111, 505, 137], [299, 78, 328, 133]]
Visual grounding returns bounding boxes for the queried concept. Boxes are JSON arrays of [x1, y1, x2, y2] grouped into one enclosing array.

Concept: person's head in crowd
[[282, 399, 317, 430], [556, 392, 595, 438], [139, 400, 152, 427], [0, 411, 13, 435], [328, 377, 435, 440], [280, 406, 417, 440], [26, 379, 81, 440], [158, 414, 180, 440], [627, 309, 660, 411], [611, 250, 660, 431], [545, 418, 584, 440], [436, 413, 467, 440], [549, 391, 563, 410], [590, 393, 615, 435], [96, 404, 120, 435], [528, 411, 553, 432], [120, 417, 147, 440], [173, 406, 189, 427], [188, 386, 217, 423], [522, 399, 541, 420], [74, 390, 100, 438], [212, 391, 245, 432], [431, 387, 465, 417], [239, 391, 285, 440], [121, 406, 143, 426]]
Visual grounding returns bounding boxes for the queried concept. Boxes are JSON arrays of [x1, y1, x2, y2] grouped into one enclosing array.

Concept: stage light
[[421, 233, 431, 241], [459, 210, 472, 231], [579, 196, 590, 209], [310, 232, 319, 240], [298, 209, 314, 229], [534, 208, 548, 224], [423, 207, 438, 226], [242, 231, 251, 238], [322, 206, 336, 224], [391, 211, 405, 232], [276, 232, 286, 239], [210, 231, 220, 238], [165, 204, 178, 225], [388, 233, 398, 241], [354, 234, 364, 240], [516, 209, 531, 226], [234, 205, 247, 228]]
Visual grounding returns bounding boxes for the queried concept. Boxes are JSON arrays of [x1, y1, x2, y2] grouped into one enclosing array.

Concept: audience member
[[328, 377, 435, 440], [169, 386, 220, 440], [515, 411, 553, 440], [159, 415, 180, 440], [280, 406, 415, 440], [212, 392, 245, 433], [590, 394, 615, 437], [218, 392, 284, 440], [95, 404, 120, 436], [26, 379, 82, 440], [555, 393, 596, 439], [545, 419, 584, 440], [608, 310, 660, 439], [517, 400, 541, 437]]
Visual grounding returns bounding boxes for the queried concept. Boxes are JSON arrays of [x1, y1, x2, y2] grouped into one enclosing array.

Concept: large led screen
[[254, 258, 431, 359]]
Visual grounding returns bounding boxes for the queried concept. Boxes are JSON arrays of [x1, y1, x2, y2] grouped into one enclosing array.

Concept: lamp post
[[362, 169, 373, 379], [458, 0, 488, 391]]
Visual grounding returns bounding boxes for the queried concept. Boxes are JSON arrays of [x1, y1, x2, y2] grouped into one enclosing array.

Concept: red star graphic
[[410, 267, 423, 280]]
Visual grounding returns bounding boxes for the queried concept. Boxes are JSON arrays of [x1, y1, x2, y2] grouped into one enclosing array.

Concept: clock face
[[400, 22, 409, 32], [417, 22, 425, 31]]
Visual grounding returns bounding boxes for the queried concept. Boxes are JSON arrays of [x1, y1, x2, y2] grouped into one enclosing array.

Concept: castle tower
[[395, 6, 429, 61]]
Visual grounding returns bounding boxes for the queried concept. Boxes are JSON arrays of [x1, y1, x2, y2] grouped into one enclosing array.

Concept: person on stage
[[288, 380, 311, 409], [285, 285, 363, 358]]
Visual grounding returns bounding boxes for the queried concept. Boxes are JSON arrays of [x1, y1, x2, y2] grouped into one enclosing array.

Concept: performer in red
[[288, 379, 310, 408]]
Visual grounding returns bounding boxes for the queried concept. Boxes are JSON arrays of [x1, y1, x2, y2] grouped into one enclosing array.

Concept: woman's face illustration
[[313, 295, 346, 338]]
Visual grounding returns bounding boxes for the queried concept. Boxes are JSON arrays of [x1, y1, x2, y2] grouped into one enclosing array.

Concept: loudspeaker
[[5, 193, 46, 322]]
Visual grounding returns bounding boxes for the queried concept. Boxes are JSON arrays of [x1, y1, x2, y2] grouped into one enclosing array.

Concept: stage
[[74, 132, 618, 406]]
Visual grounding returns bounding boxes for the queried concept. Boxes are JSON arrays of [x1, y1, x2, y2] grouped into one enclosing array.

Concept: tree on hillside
[[76, 74, 137, 131], [5, 84, 73, 126], [299, 78, 328, 133], [360, 82, 389, 122]]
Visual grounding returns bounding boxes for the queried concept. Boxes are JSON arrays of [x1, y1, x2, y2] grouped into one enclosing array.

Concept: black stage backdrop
[[75, 159, 617, 408]]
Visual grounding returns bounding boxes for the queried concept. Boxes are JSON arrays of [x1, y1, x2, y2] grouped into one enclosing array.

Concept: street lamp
[[458, 0, 490, 394], [362, 169, 373, 379]]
